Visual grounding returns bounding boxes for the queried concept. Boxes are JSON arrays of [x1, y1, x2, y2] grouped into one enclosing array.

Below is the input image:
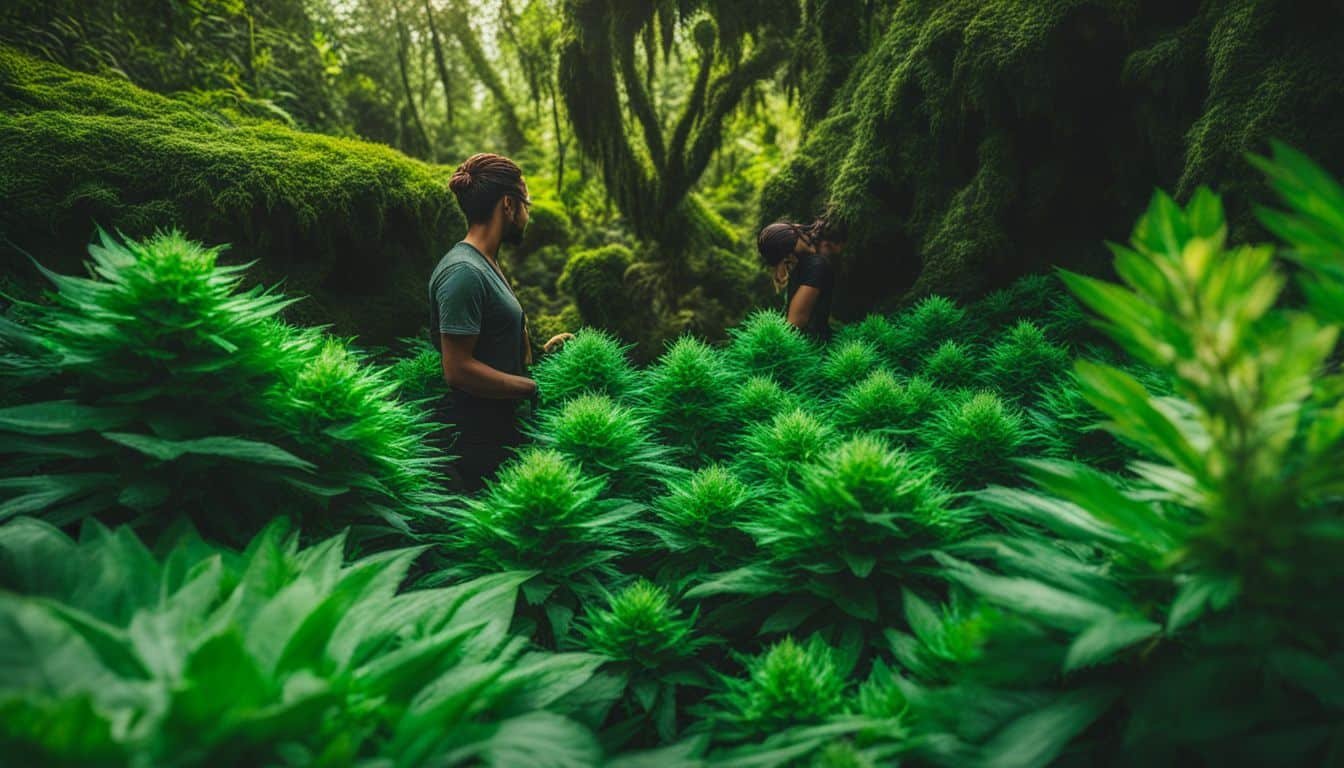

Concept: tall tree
[[423, 0, 455, 127], [558, 0, 793, 285], [389, 0, 435, 159], [441, 0, 527, 153]]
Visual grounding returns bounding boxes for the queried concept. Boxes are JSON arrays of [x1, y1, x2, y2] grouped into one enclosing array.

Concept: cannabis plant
[[967, 273, 1059, 334], [899, 149, 1344, 766], [891, 296, 966, 364], [919, 391, 1032, 489], [0, 231, 441, 540], [708, 635, 851, 742], [0, 516, 608, 766], [723, 310, 819, 392], [386, 337, 444, 401], [531, 327, 642, 406], [982, 320, 1070, 399], [701, 436, 957, 642], [732, 407, 836, 489], [727, 375, 798, 428], [579, 580, 714, 744], [834, 314, 906, 369], [1031, 371, 1128, 467], [650, 464, 761, 581], [433, 448, 639, 645], [530, 392, 683, 500], [818, 339, 884, 391], [918, 340, 980, 390], [832, 371, 948, 441], [640, 336, 736, 464], [263, 335, 443, 535]]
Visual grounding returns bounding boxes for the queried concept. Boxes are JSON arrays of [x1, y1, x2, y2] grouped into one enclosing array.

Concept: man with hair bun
[[429, 152, 572, 491]]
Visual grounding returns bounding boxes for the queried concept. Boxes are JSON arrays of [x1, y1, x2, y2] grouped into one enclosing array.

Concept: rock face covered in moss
[[766, 0, 1344, 313], [0, 47, 465, 343]]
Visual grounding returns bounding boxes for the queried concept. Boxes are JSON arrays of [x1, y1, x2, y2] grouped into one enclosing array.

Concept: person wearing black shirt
[[756, 219, 841, 342]]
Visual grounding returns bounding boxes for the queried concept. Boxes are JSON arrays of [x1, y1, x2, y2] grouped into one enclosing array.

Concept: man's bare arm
[[440, 333, 537, 399], [787, 285, 821, 330]]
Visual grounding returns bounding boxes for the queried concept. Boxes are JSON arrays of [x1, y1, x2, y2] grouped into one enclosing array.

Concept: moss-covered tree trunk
[[557, 0, 789, 303]]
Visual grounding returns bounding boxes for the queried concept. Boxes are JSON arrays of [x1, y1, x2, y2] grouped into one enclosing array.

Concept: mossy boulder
[[558, 244, 638, 333], [517, 197, 574, 258], [0, 47, 465, 344], [765, 0, 1344, 314]]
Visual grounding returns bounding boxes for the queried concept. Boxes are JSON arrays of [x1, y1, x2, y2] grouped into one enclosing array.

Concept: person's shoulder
[[797, 252, 834, 281], [435, 243, 490, 277]]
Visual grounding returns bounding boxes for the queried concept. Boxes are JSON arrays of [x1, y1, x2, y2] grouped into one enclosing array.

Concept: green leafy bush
[[0, 516, 606, 766], [896, 147, 1344, 766], [834, 314, 906, 370], [650, 465, 761, 580], [434, 448, 638, 645], [0, 231, 441, 540], [579, 580, 713, 743], [833, 371, 947, 440], [893, 296, 966, 363], [723, 311, 819, 392], [818, 339, 884, 391], [697, 436, 957, 643], [727, 375, 798, 428], [710, 636, 850, 741], [531, 328, 641, 406], [530, 393, 682, 499], [733, 407, 836, 489], [982, 320, 1071, 398], [640, 336, 736, 464], [385, 339, 444, 402], [918, 340, 979, 390], [920, 391, 1032, 489]]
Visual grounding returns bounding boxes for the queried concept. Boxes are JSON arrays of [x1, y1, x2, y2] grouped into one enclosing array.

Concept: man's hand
[[543, 332, 575, 353]]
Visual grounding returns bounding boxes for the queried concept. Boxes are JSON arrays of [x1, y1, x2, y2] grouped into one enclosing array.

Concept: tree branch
[[444, 0, 527, 152], [617, 31, 666, 172], [674, 37, 786, 202]]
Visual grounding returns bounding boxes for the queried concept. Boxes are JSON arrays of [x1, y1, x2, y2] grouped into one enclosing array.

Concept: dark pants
[[434, 391, 525, 493]]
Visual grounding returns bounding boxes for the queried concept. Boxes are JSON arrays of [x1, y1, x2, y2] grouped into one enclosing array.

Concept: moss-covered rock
[[765, 0, 1344, 313], [558, 243, 640, 334], [0, 47, 465, 344]]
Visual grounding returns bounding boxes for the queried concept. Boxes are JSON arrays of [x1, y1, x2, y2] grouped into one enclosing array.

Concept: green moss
[[517, 197, 574, 258], [0, 47, 465, 345], [767, 0, 1344, 308], [557, 244, 640, 334]]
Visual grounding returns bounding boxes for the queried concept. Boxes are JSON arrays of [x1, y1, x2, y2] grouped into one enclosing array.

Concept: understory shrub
[[0, 517, 607, 766], [531, 328, 641, 406], [0, 231, 441, 541]]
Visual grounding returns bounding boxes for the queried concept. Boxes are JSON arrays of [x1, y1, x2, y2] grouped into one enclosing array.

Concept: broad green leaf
[[483, 712, 602, 768], [0, 401, 134, 435], [0, 474, 116, 522], [980, 687, 1117, 768], [1167, 573, 1240, 632], [101, 432, 314, 471], [938, 555, 1114, 632], [685, 565, 789, 599], [1064, 615, 1161, 672], [0, 597, 115, 695]]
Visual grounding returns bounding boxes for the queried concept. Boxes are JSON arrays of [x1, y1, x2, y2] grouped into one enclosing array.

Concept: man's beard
[[503, 216, 526, 246]]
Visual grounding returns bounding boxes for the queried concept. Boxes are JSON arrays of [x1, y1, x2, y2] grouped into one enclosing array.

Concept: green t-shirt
[[428, 241, 526, 378]]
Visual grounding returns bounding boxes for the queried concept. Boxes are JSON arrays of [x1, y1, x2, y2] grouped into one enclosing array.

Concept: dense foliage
[[767, 0, 1344, 314], [4, 0, 1344, 763], [5, 145, 1341, 765]]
